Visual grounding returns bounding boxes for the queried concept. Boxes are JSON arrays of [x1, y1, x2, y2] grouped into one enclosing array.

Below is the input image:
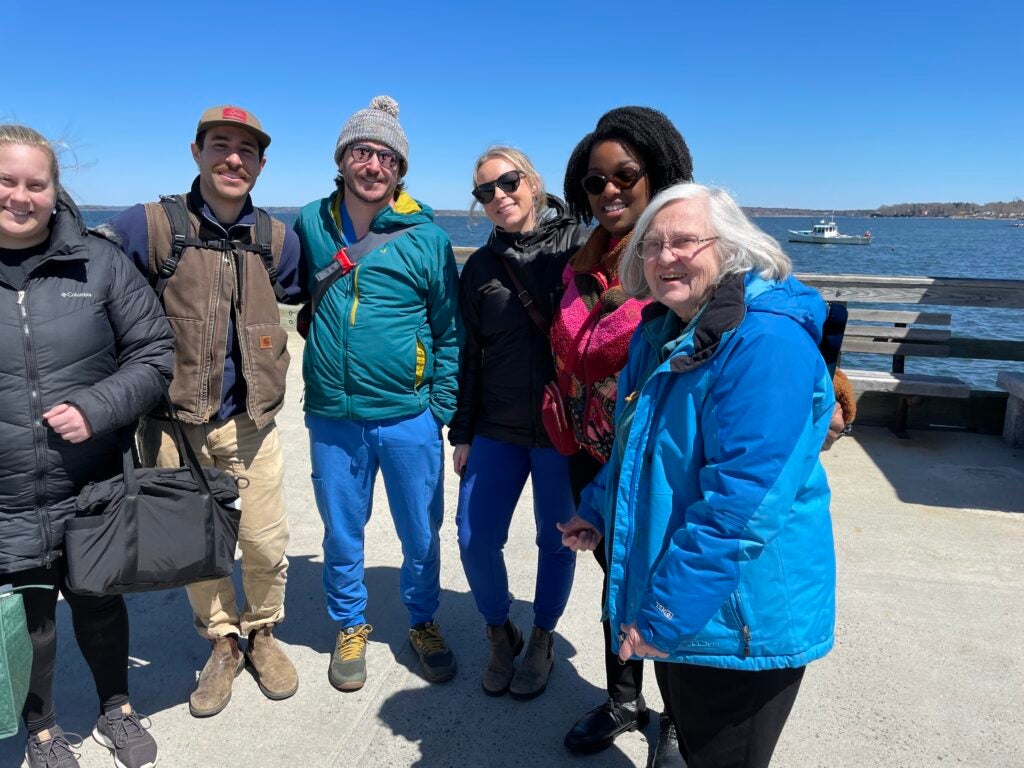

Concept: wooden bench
[[996, 371, 1024, 448], [797, 274, 1024, 435], [838, 308, 970, 433]]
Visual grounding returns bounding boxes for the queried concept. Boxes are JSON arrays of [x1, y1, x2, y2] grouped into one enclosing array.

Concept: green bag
[[0, 587, 40, 740]]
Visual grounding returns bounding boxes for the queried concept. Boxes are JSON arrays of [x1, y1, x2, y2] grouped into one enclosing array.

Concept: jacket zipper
[[729, 592, 752, 656], [621, 379, 655, 612], [18, 288, 53, 567], [349, 265, 360, 325], [339, 263, 353, 419]]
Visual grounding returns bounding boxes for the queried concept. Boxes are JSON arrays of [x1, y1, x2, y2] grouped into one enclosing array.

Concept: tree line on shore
[[874, 199, 1024, 218]]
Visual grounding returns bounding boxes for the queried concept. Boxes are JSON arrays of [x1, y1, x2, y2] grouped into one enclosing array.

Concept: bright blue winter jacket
[[578, 271, 837, 671]]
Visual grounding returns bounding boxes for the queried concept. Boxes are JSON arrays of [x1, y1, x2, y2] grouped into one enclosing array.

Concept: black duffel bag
[[64, 393, 241, 596]]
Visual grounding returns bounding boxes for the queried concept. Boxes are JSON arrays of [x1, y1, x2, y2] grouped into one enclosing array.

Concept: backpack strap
[[309, 224, 424, 320], [819, 301, 848, 378], [252, 207, 288, 301], [153, 196, 287, 300], [498, 256, 551, 339], [154, 195, 207, 297]]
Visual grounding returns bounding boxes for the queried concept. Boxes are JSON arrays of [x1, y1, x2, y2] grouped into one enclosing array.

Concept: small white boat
[[788, 217, 872, 245]]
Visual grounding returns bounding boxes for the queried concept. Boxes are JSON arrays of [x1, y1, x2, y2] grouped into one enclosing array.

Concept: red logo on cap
[[221, 107, 249, 124]]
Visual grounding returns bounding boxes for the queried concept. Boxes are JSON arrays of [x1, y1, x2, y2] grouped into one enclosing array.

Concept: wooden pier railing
[[283, 254, 1024, 437]]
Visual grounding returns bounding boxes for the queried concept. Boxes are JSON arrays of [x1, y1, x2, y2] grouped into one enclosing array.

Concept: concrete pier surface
[[5, 334, 1023, 768]]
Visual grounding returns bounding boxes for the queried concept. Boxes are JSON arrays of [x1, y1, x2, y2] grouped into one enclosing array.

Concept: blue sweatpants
[[456, 436, 576, 631], [306, 409, 444, 628]]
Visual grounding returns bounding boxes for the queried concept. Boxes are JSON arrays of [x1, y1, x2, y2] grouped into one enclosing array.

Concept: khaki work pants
[[139, 414, 289, 639]]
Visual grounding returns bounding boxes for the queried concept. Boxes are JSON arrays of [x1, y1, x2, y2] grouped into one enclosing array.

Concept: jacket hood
[[372, 190, 436, 230], [323, 188, 436, 240], [744, 272, 825, 346], [46, 194, 89, 257], [486, 195, 575, 254], [641, 270, 826, 373]]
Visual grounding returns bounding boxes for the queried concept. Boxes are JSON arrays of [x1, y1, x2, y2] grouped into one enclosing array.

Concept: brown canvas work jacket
[[143, 193, 289, 429]]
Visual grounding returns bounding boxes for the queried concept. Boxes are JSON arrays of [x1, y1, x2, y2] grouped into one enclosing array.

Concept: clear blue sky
[[5, 1, 1021, 210]]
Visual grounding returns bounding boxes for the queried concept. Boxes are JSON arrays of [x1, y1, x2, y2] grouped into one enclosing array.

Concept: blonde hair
[[471, 145, 545, 217], [0, 124, 60, 188]]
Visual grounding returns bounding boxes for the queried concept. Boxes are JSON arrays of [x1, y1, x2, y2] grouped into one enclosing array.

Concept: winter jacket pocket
[[243, 322, 290, 418]]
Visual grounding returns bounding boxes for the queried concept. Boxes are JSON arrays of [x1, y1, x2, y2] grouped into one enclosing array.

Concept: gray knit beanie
[[334, 95, 409, 176]]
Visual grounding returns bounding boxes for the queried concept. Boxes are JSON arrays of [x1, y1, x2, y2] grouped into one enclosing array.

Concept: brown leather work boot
[[482, 620, 523, 696], [509, 626, 554, 700], [246, 625, 299, 700], [189, 635, 244, 718]]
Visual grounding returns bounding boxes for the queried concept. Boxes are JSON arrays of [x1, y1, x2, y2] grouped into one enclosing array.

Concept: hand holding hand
[[617, 622, 669, 662], [556, 515, 603, 552], [43, 403, 92, 444]]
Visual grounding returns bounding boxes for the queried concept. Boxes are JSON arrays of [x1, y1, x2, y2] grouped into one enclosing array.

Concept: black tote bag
[[64, 393, 241, 597]]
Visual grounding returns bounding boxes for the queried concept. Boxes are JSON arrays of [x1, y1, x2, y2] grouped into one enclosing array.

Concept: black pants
[[6, 558, 130, 733], [569, 451, 671, 714], [660, 662, 805, 768]]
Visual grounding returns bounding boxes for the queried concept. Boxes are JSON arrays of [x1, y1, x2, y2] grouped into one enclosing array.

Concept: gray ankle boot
[[482, 621, 523, 696], [509, 626, 554, 700]]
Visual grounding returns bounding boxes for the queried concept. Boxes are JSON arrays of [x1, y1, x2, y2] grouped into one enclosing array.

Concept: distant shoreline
[[77, 205, 1024, 221]]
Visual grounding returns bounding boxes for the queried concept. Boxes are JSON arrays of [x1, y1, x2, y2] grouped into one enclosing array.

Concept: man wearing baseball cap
[[106, 104, 304, 718], [293, 95, 460, 691]]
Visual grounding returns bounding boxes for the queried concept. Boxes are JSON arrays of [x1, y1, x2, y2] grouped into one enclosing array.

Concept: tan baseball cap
[[195, 105, 271, 150]]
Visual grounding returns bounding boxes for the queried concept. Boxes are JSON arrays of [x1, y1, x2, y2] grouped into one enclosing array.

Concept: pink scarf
[[550, 228, 650, 462]]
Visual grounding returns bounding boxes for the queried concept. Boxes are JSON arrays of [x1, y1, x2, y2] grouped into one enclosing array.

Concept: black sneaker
[[408, 620, 457, 683], [25, 727, 82, 768], [92, 705, 158, 768]]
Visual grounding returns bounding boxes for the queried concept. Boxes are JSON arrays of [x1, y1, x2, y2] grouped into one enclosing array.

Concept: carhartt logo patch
[[259, 335, 273, 349]]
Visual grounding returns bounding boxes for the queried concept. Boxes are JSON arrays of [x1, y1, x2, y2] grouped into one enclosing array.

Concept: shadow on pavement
[[852, 427, 1024, 512], [0, 558, 648, 767]]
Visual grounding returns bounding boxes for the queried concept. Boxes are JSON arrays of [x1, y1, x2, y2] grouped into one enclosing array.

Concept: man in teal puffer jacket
[[294, 96, 460, 692]]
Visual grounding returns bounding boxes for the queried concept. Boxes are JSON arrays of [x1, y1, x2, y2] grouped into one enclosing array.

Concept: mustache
[[212, 163, 252, 181]]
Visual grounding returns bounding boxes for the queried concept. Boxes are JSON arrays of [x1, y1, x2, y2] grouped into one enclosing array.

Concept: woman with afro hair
[[553, 106, 693, 765]]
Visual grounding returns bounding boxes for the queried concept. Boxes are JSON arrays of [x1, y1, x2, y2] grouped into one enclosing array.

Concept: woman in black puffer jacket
[[0, 124, 173, 767], [450, 146, 588, 701]]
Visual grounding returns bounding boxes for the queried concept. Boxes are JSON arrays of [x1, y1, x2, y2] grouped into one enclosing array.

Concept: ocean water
[[82, 210, 1023, 389]]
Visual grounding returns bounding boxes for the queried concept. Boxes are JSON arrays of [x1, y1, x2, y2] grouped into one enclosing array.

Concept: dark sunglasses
[[581, 167, 646, 196], [472, 170, 526, 204]]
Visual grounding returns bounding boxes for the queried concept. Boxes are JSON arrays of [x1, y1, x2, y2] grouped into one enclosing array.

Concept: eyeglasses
[[472, 170, 526, 204], [349, 144, 399, 170], [580, 167, 645, 196], [634, 235, 719, 261]]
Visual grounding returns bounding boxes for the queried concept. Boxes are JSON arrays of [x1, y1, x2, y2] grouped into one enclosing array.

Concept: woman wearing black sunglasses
[[552, 106, 693, 765], [450, 147, 588, 701]]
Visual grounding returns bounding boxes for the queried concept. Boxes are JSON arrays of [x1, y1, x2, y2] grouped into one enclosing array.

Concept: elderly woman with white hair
[[557, 183, 837, 768]]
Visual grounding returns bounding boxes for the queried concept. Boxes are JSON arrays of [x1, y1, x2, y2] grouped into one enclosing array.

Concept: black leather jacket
[[450, 197, 588, 447]]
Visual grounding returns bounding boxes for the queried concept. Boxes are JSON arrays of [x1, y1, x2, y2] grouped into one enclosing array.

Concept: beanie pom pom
[[369, 95, 399, 118]]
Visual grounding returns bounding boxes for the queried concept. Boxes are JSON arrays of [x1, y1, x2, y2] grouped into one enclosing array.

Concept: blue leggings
[[456, 436, 576, 631], [306, 409, 444, 628]]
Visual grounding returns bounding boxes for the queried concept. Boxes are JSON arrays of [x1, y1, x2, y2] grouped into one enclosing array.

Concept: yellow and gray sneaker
[[409, 620, 457, 683], [330, 623, 373, 691]]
